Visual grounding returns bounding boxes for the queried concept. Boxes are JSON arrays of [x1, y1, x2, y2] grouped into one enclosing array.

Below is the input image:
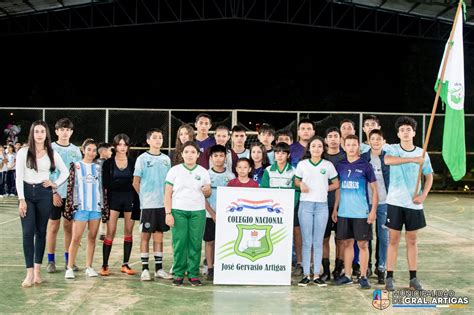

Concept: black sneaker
[[352, 263, 361, 279], [207, 268, 214, 281], [172, 278, 184, 286], [335, 274, 353, 285], [377, 270, 385, 285], [298, 276, 311, 287], [332, 270, 341, 282], [320, 272, 330, 282], [189, 278, 202, 286], [314, 277, 327, 287]]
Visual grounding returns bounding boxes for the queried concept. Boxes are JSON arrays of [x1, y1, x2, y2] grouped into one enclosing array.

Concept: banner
[[214, 187, 294, 285]]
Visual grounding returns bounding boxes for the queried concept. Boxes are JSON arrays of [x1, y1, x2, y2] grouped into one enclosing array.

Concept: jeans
[[21, 182, 53, 268], [6, 170, 16, 195], [298, 201, 328, 276], [0, 171, 5, 195], [372, 203, 389, 271]]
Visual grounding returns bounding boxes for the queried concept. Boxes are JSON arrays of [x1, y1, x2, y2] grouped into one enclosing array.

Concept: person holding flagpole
[[383, 116, 434, 292]]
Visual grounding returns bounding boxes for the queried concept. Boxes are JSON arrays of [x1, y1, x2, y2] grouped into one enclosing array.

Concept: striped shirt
[[73, 161, 103, 212]]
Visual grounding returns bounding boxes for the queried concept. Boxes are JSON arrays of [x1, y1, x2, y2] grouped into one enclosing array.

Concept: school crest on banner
[[214, 187, 294, 285]]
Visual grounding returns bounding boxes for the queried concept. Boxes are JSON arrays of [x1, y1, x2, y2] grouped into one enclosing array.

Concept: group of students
[[0, 141, 23, 197], [15, 113, 433, 291]]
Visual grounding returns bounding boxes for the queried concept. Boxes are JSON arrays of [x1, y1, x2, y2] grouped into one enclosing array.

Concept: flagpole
[[414, 0, 464, 196]]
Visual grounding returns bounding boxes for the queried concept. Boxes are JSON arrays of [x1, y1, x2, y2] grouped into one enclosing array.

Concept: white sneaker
[[65, 268, 75, 279], [155, 269, 173, 279], [0, 195, 3, 198], [141, 269, 151, 281], [9, 194, 15, 197], [85, 267, 99, 277]]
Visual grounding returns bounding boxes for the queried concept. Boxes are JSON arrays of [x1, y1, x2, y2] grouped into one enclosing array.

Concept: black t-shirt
[[103, 157, 135, 193], [326, 150, 347, 208]]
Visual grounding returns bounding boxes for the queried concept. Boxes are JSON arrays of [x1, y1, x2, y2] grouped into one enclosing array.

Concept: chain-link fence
[[1, 107, 473, 190]]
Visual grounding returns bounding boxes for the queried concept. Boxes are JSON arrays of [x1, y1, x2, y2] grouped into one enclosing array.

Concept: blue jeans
[[373, 203, 389, 271], [21, 182, 53, 268], [298, 201, 328, 276]]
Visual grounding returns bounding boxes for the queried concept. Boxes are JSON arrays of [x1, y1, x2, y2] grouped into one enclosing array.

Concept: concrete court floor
[[0, 194, 472, 314]]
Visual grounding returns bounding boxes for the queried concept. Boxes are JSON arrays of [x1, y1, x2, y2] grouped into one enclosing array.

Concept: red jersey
[[227, 178, 259, 188]]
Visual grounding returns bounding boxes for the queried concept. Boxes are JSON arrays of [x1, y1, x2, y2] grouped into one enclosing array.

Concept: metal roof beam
[[23, 0, 38, 12]]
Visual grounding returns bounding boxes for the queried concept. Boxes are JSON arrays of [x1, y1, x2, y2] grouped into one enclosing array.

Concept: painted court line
[[427, 196, 459, 205], [429, 214, 470, 227]]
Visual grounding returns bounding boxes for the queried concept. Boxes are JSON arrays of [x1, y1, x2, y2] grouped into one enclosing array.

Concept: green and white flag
[[436, 4, 466, 181]]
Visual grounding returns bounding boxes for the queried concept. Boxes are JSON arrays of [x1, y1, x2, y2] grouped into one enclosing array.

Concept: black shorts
[[139, 208, 169, 233], [50, 198, 66, 220], [386, 204, 426, 231], [336, 217, 373, 241], [324, 207, 337, 238], [203, 218, 216, 242], [109, 191, 134, 213], [293, 201, 300, 227]]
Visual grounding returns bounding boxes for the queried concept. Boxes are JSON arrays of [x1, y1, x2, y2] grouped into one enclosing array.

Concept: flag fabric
[[436, 4, 466, 181]]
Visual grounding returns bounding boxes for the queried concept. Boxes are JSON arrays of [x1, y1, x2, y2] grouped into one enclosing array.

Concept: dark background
[[1, 19, 472, 113]]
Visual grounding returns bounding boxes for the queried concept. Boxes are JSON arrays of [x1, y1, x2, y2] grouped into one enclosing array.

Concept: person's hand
[[331, 209, 338, 223], [413, 194, 426, 205], [367, 211, 376, 224], [165, 213, 174, 227], [211, 211, 216, 222], [413, 156, 424, 165], [53, 193, 63, 207], [19, 200, 27, 218], [201, 185, 211, 196], [42, 180, 57, 189], [300, 182, 309, 193]]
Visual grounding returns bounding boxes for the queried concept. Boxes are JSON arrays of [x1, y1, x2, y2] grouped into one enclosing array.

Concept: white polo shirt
[[165, 163, 211, 211], [295, 159, 338, 203]]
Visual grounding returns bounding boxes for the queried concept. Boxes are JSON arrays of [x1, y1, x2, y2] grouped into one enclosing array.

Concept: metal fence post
[[105, 109, 109, 142]]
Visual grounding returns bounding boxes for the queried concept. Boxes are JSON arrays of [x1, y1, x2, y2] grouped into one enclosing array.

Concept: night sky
[[1, 19, 472, 113]]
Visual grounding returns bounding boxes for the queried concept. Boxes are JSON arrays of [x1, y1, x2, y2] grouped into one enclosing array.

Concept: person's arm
[[260, 170, 270, 188], [205, 199, 216, 222], [328, 178, 339, 192], [102, 159, 111, 192], [202, 185, 212, 197], [201, 171, 212, 197], [331, 188, 340, 223], [49, 151, 69, 189], [15, 149, 27, 217], [367, 182, 378, 224], [413, 173, 433, 204], [294, 177, 309, 193], [384, 155, 424, 166], [164, 184, 174, 227], [132, 176, 141, 194]]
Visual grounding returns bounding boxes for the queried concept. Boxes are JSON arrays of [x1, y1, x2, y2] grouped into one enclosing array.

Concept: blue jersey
[[336, 158, 376, 218], [207, 168, 235, 217], [134, 152, 171, 209], [385, 144, 433, 210], [51, 142, 82, 198], [73, 161, 103, 212], [196, 137, 216, 153]]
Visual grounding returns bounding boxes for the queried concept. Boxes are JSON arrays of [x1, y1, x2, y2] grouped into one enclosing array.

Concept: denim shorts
[[74, 210, 101, 222]]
